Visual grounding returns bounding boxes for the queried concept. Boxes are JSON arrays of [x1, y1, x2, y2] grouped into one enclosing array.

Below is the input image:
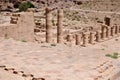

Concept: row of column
[[101, 24, 120, 39], [66, 32, 95, 47], [46, 7, 63, 43], [66, 24, 120, 47], [45, 7, 120, 46]]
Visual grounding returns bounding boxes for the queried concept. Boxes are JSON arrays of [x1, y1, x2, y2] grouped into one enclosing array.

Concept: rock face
[[0, 12, 35, 42], [0, 2, 14, 11], [1, 0, 120, 11]]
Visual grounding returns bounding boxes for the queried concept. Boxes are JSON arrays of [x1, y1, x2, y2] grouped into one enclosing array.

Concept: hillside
[[1, 0, 120, 11]]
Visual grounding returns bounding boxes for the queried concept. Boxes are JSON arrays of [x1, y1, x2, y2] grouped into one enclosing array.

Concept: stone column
[[46, 7, 53, 43], [111, 26, 115, 37], [119, 26, 120, 33], [104, 16, 111, 26], [82, 32, 89, 47], [96, 30, 101, 42], [117, 25, 120, 35], [106, 27, 111, 38], [67, 34, 73, 43], [115, 25, 119, 35], [89, 32, 95, 44], [101, 27, 107, 40], [75, 34, 81, 45], [57, 9, 63, 43]]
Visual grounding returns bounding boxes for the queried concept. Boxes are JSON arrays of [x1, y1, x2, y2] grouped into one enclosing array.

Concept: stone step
[[10, 20, 17, 24], [35, 22, 41, 25], [11, 17, 18, 20], [12, 14, 20, 17], [34, 28, 40, 32]]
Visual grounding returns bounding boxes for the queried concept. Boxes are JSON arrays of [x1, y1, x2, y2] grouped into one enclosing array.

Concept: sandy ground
[[0, 37, 120, 80]]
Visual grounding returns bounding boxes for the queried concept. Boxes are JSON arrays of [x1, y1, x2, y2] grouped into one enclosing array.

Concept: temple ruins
[[0, 5, 120, 80]]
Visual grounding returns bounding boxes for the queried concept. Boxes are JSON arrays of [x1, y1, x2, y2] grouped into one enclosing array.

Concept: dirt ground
[[0, 36, 119, 80]]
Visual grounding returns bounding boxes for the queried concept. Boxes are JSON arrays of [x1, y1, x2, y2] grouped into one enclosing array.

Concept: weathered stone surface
[[0, 12, 35, 42]]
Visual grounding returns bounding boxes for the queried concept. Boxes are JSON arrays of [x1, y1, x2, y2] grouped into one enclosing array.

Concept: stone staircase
[[10, 14, 20, 24]]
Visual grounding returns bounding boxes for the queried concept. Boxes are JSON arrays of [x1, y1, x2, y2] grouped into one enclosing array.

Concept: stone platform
[[0, 37, 120, 80]]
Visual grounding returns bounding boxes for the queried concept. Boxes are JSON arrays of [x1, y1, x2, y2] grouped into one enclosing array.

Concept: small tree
[[19, 1, 35, 12]]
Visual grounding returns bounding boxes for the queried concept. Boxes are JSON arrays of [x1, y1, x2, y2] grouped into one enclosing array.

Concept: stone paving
[[0, 37, 120, 80]]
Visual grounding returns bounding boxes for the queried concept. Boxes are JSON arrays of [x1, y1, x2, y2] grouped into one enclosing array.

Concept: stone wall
[[0, 12, 35, 42]]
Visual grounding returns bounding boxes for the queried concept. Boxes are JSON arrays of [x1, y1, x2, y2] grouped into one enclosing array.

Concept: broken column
[[111, 26, 115, 37], [104, 16, 111, 26], [118, 25, 120, 35], [115, 24, 119, 35], [75, 34, 81, 45], [66, 34, 74, 46], [46, 7, 53, 43], [117, 25, 120, 36], [67, 34, 73, 43], [96, 30, 101, 42], [57, 9, 63, 43], [89, 32, 96, 44], [101, 25, 107, 40], [82, 32, 89, 47], [106, 27, 111, 38]]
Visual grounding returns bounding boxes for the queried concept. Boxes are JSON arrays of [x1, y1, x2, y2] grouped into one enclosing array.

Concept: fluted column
[[82, 32, 89, 47], [57, 9, 63, 43], [46, 7, 53, 43]]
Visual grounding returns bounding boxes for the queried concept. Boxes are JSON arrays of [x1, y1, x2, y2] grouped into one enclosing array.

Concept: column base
[[82, 44, 87, 47], [107, 36, 112, 39]]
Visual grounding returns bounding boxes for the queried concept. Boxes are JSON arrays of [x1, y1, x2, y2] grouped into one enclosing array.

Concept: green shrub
[[51, 44, 56, 47], [105, 52, 119, 59], [105, 54, 111, 57], [101, 48, 105, 50], [27, 2, 35, 8], [21, 40, 27, 42], [19, 2, 35, 12]]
